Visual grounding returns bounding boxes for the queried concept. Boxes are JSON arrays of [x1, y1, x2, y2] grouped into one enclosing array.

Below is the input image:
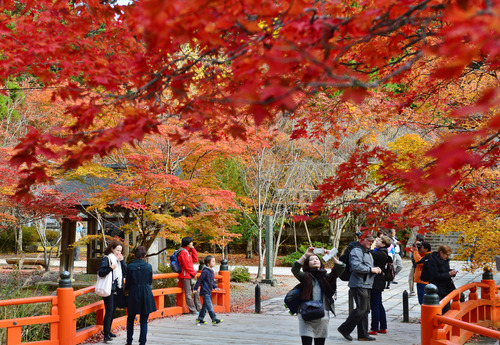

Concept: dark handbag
[[114, 288, 128, 308], [299, 300, 325, 321], [111, 278, 118, 292]]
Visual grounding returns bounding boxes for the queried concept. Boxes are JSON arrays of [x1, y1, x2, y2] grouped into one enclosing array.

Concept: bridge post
[[421, 284, 441, 345], [219, 260, 230, 312], [481, 269, 497, 324], [57, 271, 75, 345]]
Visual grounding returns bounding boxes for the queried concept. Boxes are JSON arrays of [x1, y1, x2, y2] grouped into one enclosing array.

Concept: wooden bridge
[[0, 268, 499, 345]]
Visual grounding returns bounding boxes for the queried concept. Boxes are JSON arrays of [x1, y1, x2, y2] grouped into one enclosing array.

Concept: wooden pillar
[[59, 219, 76, 279], [86, 217, 102, 274]]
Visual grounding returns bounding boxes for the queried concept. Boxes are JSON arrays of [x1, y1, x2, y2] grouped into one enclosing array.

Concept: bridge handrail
[[0, 268, 231, 345], [437, 282, 489, 308], [435, 315, 500, 340], [421, 274, 500, 345]]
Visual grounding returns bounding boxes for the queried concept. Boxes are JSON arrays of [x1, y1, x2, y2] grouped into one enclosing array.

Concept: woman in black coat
[[125, 246, 157, 345], [98, 240, 127, 342], [369, 235, 391, 335]]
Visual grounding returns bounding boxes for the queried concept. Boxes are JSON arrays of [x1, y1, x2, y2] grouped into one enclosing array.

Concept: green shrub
[[153, 264, 179, 307], [280, 242, 331, 266], [230, 266, 251, 282], [45, 230, 60, 242], [0, 272, 51, 343], [0, 226, 40, 253]]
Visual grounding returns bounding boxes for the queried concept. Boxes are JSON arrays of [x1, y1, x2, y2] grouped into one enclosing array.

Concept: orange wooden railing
[[421, 271, 500, 345], [0, 268, 231, 345]]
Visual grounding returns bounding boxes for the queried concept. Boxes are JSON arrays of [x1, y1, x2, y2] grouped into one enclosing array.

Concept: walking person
[[386, 229, 403, 288], [369, 235, 392, 335], [338, 233, 382, 341], [413, 241, 432, 304], [292, 247, 345, 345], [423, 244, 457, 313], [125, 246, 157, 345], [178, 236, 201, 314], [74, 221, 84, 261], [193, 255, 223, 325], [408, 233, 425, 296], [97, 240, 127, 342]]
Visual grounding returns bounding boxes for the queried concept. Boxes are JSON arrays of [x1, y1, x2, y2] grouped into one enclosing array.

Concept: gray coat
[[348, 243, 376, 288]]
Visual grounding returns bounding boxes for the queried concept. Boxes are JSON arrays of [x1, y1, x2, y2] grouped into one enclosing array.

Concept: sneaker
[[378, 329, 387, 334], [196, 319, 207, 324], [212, 319, 223, 324], [368, 331, 378, 335], [409, 292, 416, 296]]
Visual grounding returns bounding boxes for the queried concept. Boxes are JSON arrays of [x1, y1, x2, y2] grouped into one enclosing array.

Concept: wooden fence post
[[57, 271, 75, 345]]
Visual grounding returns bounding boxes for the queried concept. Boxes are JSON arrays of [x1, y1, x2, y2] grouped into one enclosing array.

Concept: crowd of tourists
[[292, 230, 457, 344], [95, 231, 456, 345], [96, 237, 221, 345]]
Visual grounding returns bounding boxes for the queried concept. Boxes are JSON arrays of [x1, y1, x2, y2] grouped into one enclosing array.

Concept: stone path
[[86, 259, 498, 345]]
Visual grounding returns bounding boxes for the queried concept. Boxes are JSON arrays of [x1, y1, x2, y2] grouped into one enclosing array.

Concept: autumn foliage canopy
[[0, 0, 499, 262]]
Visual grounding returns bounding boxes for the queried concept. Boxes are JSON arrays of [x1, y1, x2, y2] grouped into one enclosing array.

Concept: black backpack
[[284, 283, 302, 315], [419, 255, 432, 282], [338, 248, 352, 282], [384, 255, 395, 282]]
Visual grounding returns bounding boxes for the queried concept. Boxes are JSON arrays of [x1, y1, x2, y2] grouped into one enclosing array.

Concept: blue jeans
[[370, 289, 386, 331], [127, 313, 149, 345], [198, 294, 216, 321], [417, 283, 426, 305]]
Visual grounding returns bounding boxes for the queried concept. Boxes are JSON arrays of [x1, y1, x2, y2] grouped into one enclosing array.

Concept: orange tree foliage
[[67, 125, 241, 251]]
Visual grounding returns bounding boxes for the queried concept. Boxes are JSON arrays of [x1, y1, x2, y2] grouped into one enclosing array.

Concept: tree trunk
[[273, 213, 286, 266], [246, 239, 252, 259], [257, 227, 264, 279], [294, 221, 297, 252], [15, 225, 23, 254], [303, 220, 312, 246]]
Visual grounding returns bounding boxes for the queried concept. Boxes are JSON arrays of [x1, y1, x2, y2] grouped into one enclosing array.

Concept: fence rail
[[0, 269, 231, 345], [421, 271, 500, 345]]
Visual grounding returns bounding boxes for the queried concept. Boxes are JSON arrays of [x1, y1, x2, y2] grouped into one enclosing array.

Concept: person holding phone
[[98, 240, 127, 342], [425, 244, 457, 314], [292, 247, 345, 345]]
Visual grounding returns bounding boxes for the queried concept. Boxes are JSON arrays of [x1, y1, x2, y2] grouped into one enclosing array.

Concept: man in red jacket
[[178, 236, 201, 314]]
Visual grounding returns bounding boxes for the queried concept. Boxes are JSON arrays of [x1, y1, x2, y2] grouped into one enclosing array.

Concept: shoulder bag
[[300, 300, 325, 321], [95, 257, 113, 297]]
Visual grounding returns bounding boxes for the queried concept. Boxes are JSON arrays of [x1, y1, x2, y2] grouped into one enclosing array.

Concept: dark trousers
[[370, 289, 387, 331], [102, 294, 116, 337], [338, 287, 371, 338], [127, 313, 150, 345], [417, 283, 426, 305]]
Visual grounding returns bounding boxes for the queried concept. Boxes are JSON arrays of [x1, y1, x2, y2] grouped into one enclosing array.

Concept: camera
[[313, 248, 325, 255]]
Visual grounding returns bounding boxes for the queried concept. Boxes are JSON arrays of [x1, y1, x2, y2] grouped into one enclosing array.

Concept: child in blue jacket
[[194, 255, 223, 324]]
